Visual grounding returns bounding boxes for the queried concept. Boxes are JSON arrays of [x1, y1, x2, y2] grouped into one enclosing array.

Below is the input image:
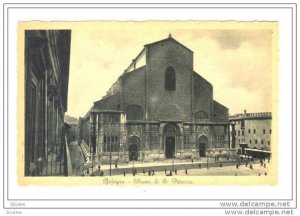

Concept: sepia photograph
[[20, 21, 277, 183]]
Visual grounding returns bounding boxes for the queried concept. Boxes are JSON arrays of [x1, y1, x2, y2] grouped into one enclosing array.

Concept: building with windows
[[24, 30, 72, 176], [80, 35, 232, 163], [229, 110, 272, 159]]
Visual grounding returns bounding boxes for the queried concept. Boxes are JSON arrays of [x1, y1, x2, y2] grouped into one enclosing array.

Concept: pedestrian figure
[[123, 171, 126, 176], [115, 162, 118, 168], [235, 173, 237, 176], [198, 164, 201, 169], [185, 169, 188, 175], [175, 169, 177, 175], [250, 164, 253, 170], [148, 170, 151, 176], [98, 165, 101, 170], [191, 159, 194, 163], [236, 164, 239, 169], [220, 163, 223, 167], [246, 161, 248, 167], [165, 169, 167, 174], [143, 169, 145, 174], [265, 172, 267, 176]]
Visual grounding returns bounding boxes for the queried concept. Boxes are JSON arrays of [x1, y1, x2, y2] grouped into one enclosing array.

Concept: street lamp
[[109, 122, 112, 176], [172, 158, 175, 171], [132, 158, 135, 176], [109, 151, 112, 176], [206, 150, 209, 169], [91, 153, 94, 176]]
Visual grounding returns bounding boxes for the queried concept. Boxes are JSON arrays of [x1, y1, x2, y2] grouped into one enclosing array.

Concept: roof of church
[[144, 34, 193, 53]]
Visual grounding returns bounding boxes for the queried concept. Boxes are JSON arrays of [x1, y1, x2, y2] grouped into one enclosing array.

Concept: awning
[[245, 148, 271, 154]]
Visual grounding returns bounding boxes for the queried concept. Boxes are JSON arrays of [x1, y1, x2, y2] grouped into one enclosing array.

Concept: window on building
[[183, 135, 190, 149], [248, 129, 251, 133], [238, 139, 240, 143], [150, 135, 158, 150], [241, 120, 245, 129], [238, 130, 240, 136], [254, 129, 256, 134], [255, 139, 257, 144], [165, 66, 176, 90], [268, 141, 270, 145], [103, 135, 119, 152], [270, 129, 272, 134], [249, 139, 252, 144], [263, 129, 266, 134], [242, 130, 244, 136], [261, 140, 264, 144]]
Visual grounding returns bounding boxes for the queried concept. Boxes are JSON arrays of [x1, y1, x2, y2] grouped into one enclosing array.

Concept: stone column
[[159, 133, 163, 151], [145, 123, 150, 151]]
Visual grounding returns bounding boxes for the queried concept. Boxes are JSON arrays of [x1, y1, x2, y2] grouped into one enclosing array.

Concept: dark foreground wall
[[24, 30, 71, 176]]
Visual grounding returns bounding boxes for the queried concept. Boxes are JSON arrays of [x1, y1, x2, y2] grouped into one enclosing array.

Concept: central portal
[[128, 136, 140, 161], [198, 135, 208, 157], [165, 136, 175, 158]]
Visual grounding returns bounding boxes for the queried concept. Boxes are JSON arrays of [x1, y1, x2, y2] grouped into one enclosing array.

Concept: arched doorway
[[198, 135, 208, 157], [165, 136, 175, 158], [163, 124, 179, 159], [128, 136, 140, 161]]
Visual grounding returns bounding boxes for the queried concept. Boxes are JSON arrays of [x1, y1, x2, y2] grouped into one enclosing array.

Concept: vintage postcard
[[17, 21, 278, 186]]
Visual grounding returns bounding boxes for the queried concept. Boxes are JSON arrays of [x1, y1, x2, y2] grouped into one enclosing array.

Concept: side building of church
[[79, 35, 233, 163]]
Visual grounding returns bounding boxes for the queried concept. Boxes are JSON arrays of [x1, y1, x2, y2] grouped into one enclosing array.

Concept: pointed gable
[[144, 35, 193, 54]]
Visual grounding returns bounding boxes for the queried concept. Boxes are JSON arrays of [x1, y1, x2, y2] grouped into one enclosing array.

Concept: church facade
[[80, 35, 231, 163]]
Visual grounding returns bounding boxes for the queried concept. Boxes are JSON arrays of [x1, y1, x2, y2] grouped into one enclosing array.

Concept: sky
[[64, 21, 276, 118]]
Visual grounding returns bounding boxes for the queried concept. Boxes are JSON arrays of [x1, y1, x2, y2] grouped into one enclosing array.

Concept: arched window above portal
[[165, 66, 176, 91]]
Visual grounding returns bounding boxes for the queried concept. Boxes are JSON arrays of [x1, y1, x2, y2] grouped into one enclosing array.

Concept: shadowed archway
[[128, 136, 140, 161], [198, 135, 208, 157]]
